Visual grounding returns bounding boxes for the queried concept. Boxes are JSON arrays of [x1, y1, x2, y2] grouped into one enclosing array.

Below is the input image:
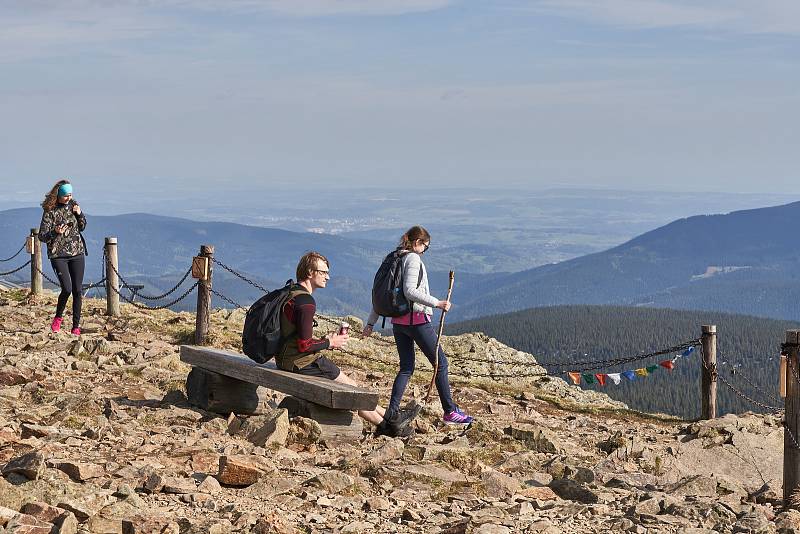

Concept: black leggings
[[50, 255, 85, 328]]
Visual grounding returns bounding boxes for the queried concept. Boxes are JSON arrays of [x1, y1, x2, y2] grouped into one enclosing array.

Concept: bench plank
[[179, 345, 378, 411]]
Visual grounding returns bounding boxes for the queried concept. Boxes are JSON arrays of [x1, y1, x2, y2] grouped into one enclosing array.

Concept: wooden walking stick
[[426, 270, 455, 402]]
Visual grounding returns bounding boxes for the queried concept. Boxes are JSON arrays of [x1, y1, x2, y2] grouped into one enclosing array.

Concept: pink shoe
[[70, 327, 81, 336], [51, 317, 63, 333]]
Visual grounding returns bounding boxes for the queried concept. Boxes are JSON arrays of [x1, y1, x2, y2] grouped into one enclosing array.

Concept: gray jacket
[[368, 252, 438, 325]]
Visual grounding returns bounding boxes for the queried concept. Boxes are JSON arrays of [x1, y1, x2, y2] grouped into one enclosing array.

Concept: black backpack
[[242, 280, 295, 364], [371, 250, 422, 319]]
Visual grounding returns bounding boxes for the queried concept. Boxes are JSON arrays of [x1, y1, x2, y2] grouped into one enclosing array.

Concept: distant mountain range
[[0, 208, 385, 315], [450, 201, 800, 322], [3, 201, 800, 321]]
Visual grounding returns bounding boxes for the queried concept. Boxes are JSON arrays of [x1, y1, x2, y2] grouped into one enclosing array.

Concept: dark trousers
[[51, 254, 85, 328], [389, 321, 456, 416]]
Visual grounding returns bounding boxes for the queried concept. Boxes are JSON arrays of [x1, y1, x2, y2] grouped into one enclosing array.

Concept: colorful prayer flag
[[646, 365, 659, 374], [635, 368, 649, 377], [582, 373, 596, 384], [595, 374, 607, 386], [607, 373, 622, 385], [622, 370, 636, 381], [568, 372, 581, 385], [659, 360, 674, 370], [682, 346, 694, 357]]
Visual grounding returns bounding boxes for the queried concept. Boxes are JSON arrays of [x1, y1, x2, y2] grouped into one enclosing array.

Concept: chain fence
[[0, 259, 31, 277], [211, 257, 271, 294], [0, 243, 25, 263]]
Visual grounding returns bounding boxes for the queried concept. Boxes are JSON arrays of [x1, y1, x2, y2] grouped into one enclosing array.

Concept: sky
[[1, 0, 799, 199]]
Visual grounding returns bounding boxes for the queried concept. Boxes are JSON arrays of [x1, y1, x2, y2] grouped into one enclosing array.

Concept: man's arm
[[292, 294, 331, 353]]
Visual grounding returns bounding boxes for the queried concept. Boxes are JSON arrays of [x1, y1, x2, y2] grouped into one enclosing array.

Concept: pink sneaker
[[443, 407, 474, 426], [70, 327, 81, 336], [51, 317, 63, 333]]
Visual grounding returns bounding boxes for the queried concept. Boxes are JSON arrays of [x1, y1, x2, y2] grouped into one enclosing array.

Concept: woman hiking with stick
[[363, 226, 473, 426], [39, 180, 87, 336]]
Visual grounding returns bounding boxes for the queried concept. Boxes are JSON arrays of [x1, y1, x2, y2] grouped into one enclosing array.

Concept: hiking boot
[[51, 317, 63, 333], [396, 401, 422, 427], [374, 420, 414, 438], [70, 327, 81, 336], [443, 407, 473, 426]]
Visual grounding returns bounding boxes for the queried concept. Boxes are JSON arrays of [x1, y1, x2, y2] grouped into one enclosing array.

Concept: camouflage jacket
[[39, 202, 87, 259]]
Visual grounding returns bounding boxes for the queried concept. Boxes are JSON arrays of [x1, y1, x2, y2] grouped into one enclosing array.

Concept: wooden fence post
[[784, 330, 800, 504], [30, 228, 42, 296], [195, 245, 214, 345], [701, 324, 717, 420], [105, 237, 120, 317]]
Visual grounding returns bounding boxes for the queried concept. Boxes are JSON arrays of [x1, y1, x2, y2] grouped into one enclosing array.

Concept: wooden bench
[[179, 345, 379, 442]]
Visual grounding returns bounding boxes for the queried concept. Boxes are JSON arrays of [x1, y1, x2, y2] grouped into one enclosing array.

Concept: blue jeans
[[389, 322, 456, 416]]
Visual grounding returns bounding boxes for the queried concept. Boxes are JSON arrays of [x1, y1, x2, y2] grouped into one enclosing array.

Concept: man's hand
[[361, 324, 374, 337], [327, 333, 349, 349], [436, 300, 452, 312]]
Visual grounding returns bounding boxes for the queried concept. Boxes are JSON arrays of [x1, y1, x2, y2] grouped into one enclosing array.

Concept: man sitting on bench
[[276, 251, 419, 437]]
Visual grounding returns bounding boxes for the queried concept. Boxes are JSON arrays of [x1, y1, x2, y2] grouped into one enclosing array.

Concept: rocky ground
[[0, 288, 796, 533]]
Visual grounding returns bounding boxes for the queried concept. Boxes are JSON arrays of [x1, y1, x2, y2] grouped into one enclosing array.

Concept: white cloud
[[532, 0, 800, 34]]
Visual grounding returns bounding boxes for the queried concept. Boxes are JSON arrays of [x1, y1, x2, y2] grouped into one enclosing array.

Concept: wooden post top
[[105, 237, 118, 245], [702, 325, 717, 334], [200, 245, 214, 255], [30, 228, 39, 235], [786, 330, 800, 344]]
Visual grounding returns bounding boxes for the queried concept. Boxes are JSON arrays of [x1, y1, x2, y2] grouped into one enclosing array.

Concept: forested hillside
[[447, 305, 798, 419]]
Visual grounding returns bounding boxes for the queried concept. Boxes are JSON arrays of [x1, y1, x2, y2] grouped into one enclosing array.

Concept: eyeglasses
[[420, 241, 430, 252], [314, 269, 330, 276]]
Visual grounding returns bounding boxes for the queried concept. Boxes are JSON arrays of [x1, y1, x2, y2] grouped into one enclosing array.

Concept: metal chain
[[715, 372, 783, 412], [209, 287, 246, 310], [130, 268, 193, 301], [103, 250, 193, 301], [34, 263, 59, 285], [106, 278, 199, 310], [0, 243, 25, 263], [211, 258, 270, 294], [537, 340, 701, 372], [0, 259, 31, 276], [729, 365, 782, 404]]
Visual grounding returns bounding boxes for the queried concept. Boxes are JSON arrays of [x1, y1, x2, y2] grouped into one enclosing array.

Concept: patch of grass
[[138, 413, 160, 428], [61, 415, 85, 429], [160, 379, 186, 394], [172, 328, 196, 345]]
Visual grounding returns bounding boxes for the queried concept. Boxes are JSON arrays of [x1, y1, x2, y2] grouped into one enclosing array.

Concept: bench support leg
[[278, 396, 363, 444], [186, 368, 275, 415]]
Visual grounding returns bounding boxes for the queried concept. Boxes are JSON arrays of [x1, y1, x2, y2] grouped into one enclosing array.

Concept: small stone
[[51, 460, 105, 481], [633, 497, 661, 516], [481, 470, 522, 499], [4, 512, 53, 534], [20, 501, 63, 523], [198, 475, 222, 494], [217, 455, 267, 487], [504, 424, 560, 453], [2, 451, 45, 480], [306, 472, 354, 494], [549, 479, 599, 504], [365, 497, 390, 511]]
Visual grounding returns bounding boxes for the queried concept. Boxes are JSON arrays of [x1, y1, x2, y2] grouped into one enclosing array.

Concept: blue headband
[[57, 183, 73, 197]]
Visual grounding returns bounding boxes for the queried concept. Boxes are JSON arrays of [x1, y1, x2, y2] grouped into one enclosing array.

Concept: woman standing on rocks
[[39, 180, 87, 336], [363, 225, 474, 426]]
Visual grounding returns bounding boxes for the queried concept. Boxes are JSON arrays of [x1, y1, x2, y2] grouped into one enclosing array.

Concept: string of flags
[[567, 345, 695, 386]]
